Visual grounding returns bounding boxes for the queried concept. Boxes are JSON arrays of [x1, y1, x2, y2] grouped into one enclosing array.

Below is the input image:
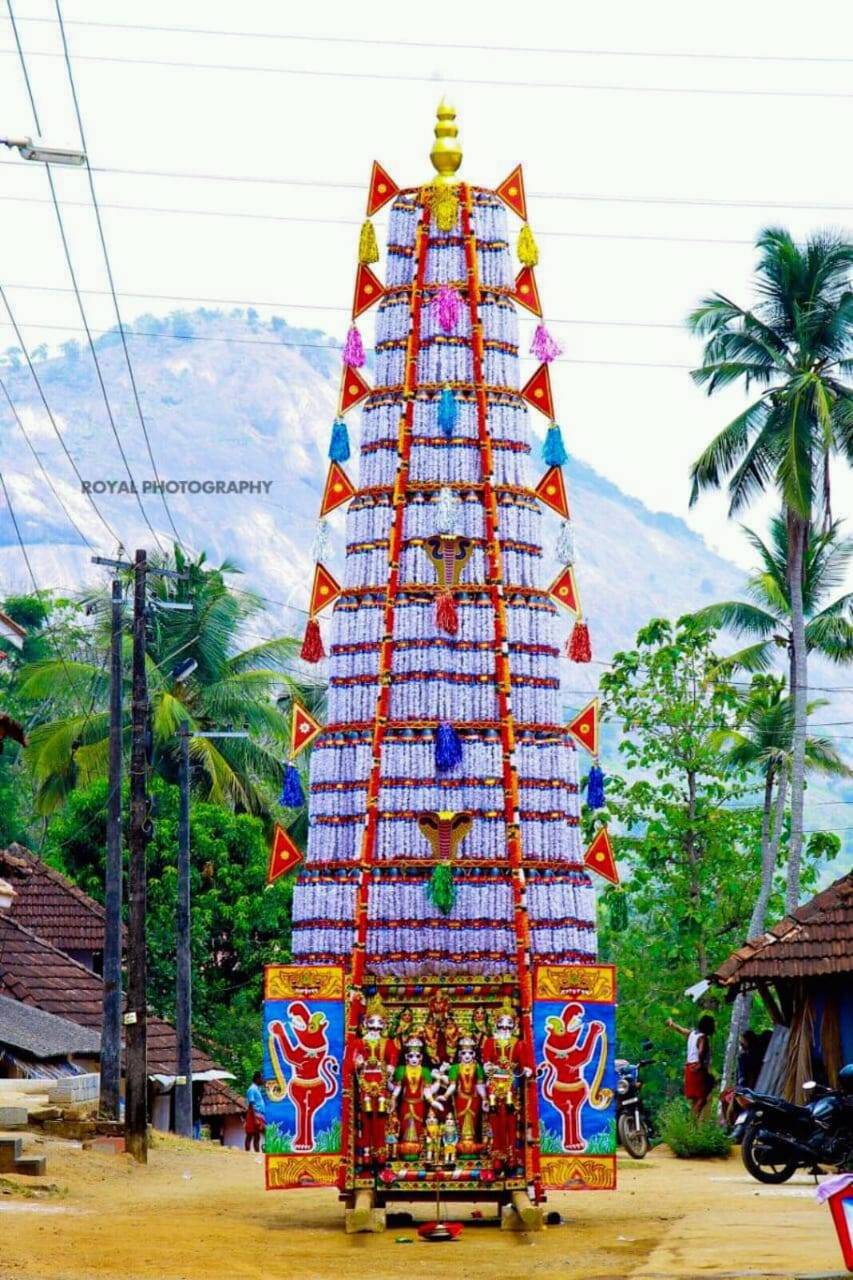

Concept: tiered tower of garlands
[[263, 103, 617, 1232]]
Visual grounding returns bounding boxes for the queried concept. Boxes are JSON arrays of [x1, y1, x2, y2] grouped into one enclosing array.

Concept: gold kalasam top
[[430, 99, 462, 181]]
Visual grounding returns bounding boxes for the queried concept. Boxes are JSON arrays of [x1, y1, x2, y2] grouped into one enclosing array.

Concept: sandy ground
[[0, 1131, 844, 1280]]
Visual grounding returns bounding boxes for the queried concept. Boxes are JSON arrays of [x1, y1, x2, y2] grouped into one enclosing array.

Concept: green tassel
[[427, 863, 456, 916]]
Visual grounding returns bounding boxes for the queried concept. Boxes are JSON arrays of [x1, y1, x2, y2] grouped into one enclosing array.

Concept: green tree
[[594, 617, 820, 1109], [688, 228, 853, 910], [710, 674, 848, 1083], [15, 549, 319, 817], [694, 518, 853, 677], [42, 776, 295, 1081]]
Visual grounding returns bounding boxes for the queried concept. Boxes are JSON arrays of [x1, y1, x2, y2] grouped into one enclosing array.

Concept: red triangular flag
[[567, 698, 599, 756], [521, 364, 555, 419], [535, 466, 570, 519], [309, 563, 341, 617], [268, 824, 303, 884], [548, 564, 580, 613], [366, 161, 400, 217], [584, 828, 619, 885], [496, 165, 527, 220], [291, 700, 323, 759], [320, 462, 356, 517], [339, 366, 371, 414], [511, 266, 542, 317], [353, 263, 385, 320]]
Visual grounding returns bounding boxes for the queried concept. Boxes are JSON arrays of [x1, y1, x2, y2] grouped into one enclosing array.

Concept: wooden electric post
[[126, 549, 150, 1163], [100, 575, 124, 1120], [174, 722, 192, 1139]]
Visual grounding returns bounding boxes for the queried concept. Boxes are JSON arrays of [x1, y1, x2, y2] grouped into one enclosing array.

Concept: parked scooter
[[616, 1040, 654, 1159], [734, 1063, 853, 1183]]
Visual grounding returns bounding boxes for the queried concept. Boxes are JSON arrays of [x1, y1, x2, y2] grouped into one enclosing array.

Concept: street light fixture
[[1, 135, 87, 166]]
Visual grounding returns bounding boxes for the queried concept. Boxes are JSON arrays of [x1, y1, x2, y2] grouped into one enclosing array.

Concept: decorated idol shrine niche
[[262, 100, 619, 1230]]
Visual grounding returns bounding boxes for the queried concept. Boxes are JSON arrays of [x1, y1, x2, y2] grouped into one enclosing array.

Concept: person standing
[[244, 1071, 267, 1152], [666, 1014, 716, 1117]]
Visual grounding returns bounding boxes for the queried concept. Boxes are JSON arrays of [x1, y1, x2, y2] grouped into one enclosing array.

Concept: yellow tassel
[[429, 180, 459, 233], [517, 223, 539, 267], [358, 218, 379, 265]]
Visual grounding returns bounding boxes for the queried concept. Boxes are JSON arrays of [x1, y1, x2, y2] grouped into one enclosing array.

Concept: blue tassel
[[279, 763, 304, 808], [435, 722, 463, 773], [587, 764, 605, 810], [543, 423, 569, 467], [438, 386, 458, 438], [328, 418, 350, 463]]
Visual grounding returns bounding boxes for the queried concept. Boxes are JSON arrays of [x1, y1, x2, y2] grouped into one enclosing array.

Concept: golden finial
[[430, 98, 462, 182]]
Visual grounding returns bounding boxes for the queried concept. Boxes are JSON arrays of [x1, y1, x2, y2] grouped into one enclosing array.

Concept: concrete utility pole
[[100, 575, 124, 1121], [126, 549, 150, 1164]]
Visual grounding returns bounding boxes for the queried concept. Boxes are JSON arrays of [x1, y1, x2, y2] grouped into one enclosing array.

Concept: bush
[[658, 1099, 731, 1158]]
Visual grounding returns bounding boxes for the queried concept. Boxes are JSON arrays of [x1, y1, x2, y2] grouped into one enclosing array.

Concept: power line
[[0, 280, 689, 331], [52, 0, 187, 554], [0, 283, 124, 549], [4, 3, 166, 556], [0, 372, 92, 549], [0, 317, 696, 369], [2, 45, 853, 101], [0, 190, 764, 248], [3, 156, 852, 213], [0, 461, 100, 720], [13, 16, 853, 67]]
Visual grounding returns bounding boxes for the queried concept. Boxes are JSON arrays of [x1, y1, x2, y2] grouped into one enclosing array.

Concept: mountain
[[2, 309, 849, 867], [0, 308, 743, 661]]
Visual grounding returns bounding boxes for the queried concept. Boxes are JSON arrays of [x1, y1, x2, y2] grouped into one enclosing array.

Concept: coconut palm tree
[[15, 548, 324, 816], [688, 227, 853, 910], [712, 674, 848, 1083], [694, 518, 853, 680]]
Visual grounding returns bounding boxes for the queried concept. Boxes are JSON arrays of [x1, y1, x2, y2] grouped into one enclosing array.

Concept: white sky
[[1, 0, 853, 569]]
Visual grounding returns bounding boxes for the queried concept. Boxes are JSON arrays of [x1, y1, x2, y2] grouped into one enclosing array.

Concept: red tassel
[[435, 589, 459, 636], [567, 620, 592, 663], [300, 617, 325, 663]]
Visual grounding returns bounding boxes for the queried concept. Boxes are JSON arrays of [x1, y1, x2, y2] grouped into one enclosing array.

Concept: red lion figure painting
[[539, 1001, 612, 1152], [268, 1001, 339, 1152]]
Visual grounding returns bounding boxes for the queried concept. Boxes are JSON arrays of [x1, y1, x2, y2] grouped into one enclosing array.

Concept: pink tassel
[[434, 286, 463, 335], [530, 323, 562, 364], [342, 325, 365, 368]]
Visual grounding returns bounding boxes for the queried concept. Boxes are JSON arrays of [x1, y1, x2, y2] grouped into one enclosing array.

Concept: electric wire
[[4, 1, 166, 554], [0, 371, 93, 549], [12, 16, 853, 66], [0, 319, 697, 369], [52, 0, 187, 554], [3, 156, 851, 213], [0, 190, 764, 248], [0, 283, 125, 550], [2, 45, 853, 101]]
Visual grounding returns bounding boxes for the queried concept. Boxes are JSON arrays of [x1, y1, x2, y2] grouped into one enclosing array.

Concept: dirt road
[[0, 1133, 843, 1280]]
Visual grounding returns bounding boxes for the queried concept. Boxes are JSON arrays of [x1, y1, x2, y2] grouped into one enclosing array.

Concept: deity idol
[[346, 996, 398, 1164], [392, 1036, 443, 1158], [481, 1002, 533, 1168], [442, 1035, 488, 1154]]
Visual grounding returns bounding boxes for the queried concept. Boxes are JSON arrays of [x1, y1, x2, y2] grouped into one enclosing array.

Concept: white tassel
[[311, 519, 330, 563], [435, 486, 459, 535], [555, 520, 575, 565]]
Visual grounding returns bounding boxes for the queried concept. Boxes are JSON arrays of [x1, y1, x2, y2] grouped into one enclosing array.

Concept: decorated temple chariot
[[262, 103, 618, 1232]]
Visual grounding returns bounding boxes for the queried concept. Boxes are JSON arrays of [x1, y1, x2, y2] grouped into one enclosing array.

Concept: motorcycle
[[734, 1062, 853, 1184], [615, 1041, 653, 1159]]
